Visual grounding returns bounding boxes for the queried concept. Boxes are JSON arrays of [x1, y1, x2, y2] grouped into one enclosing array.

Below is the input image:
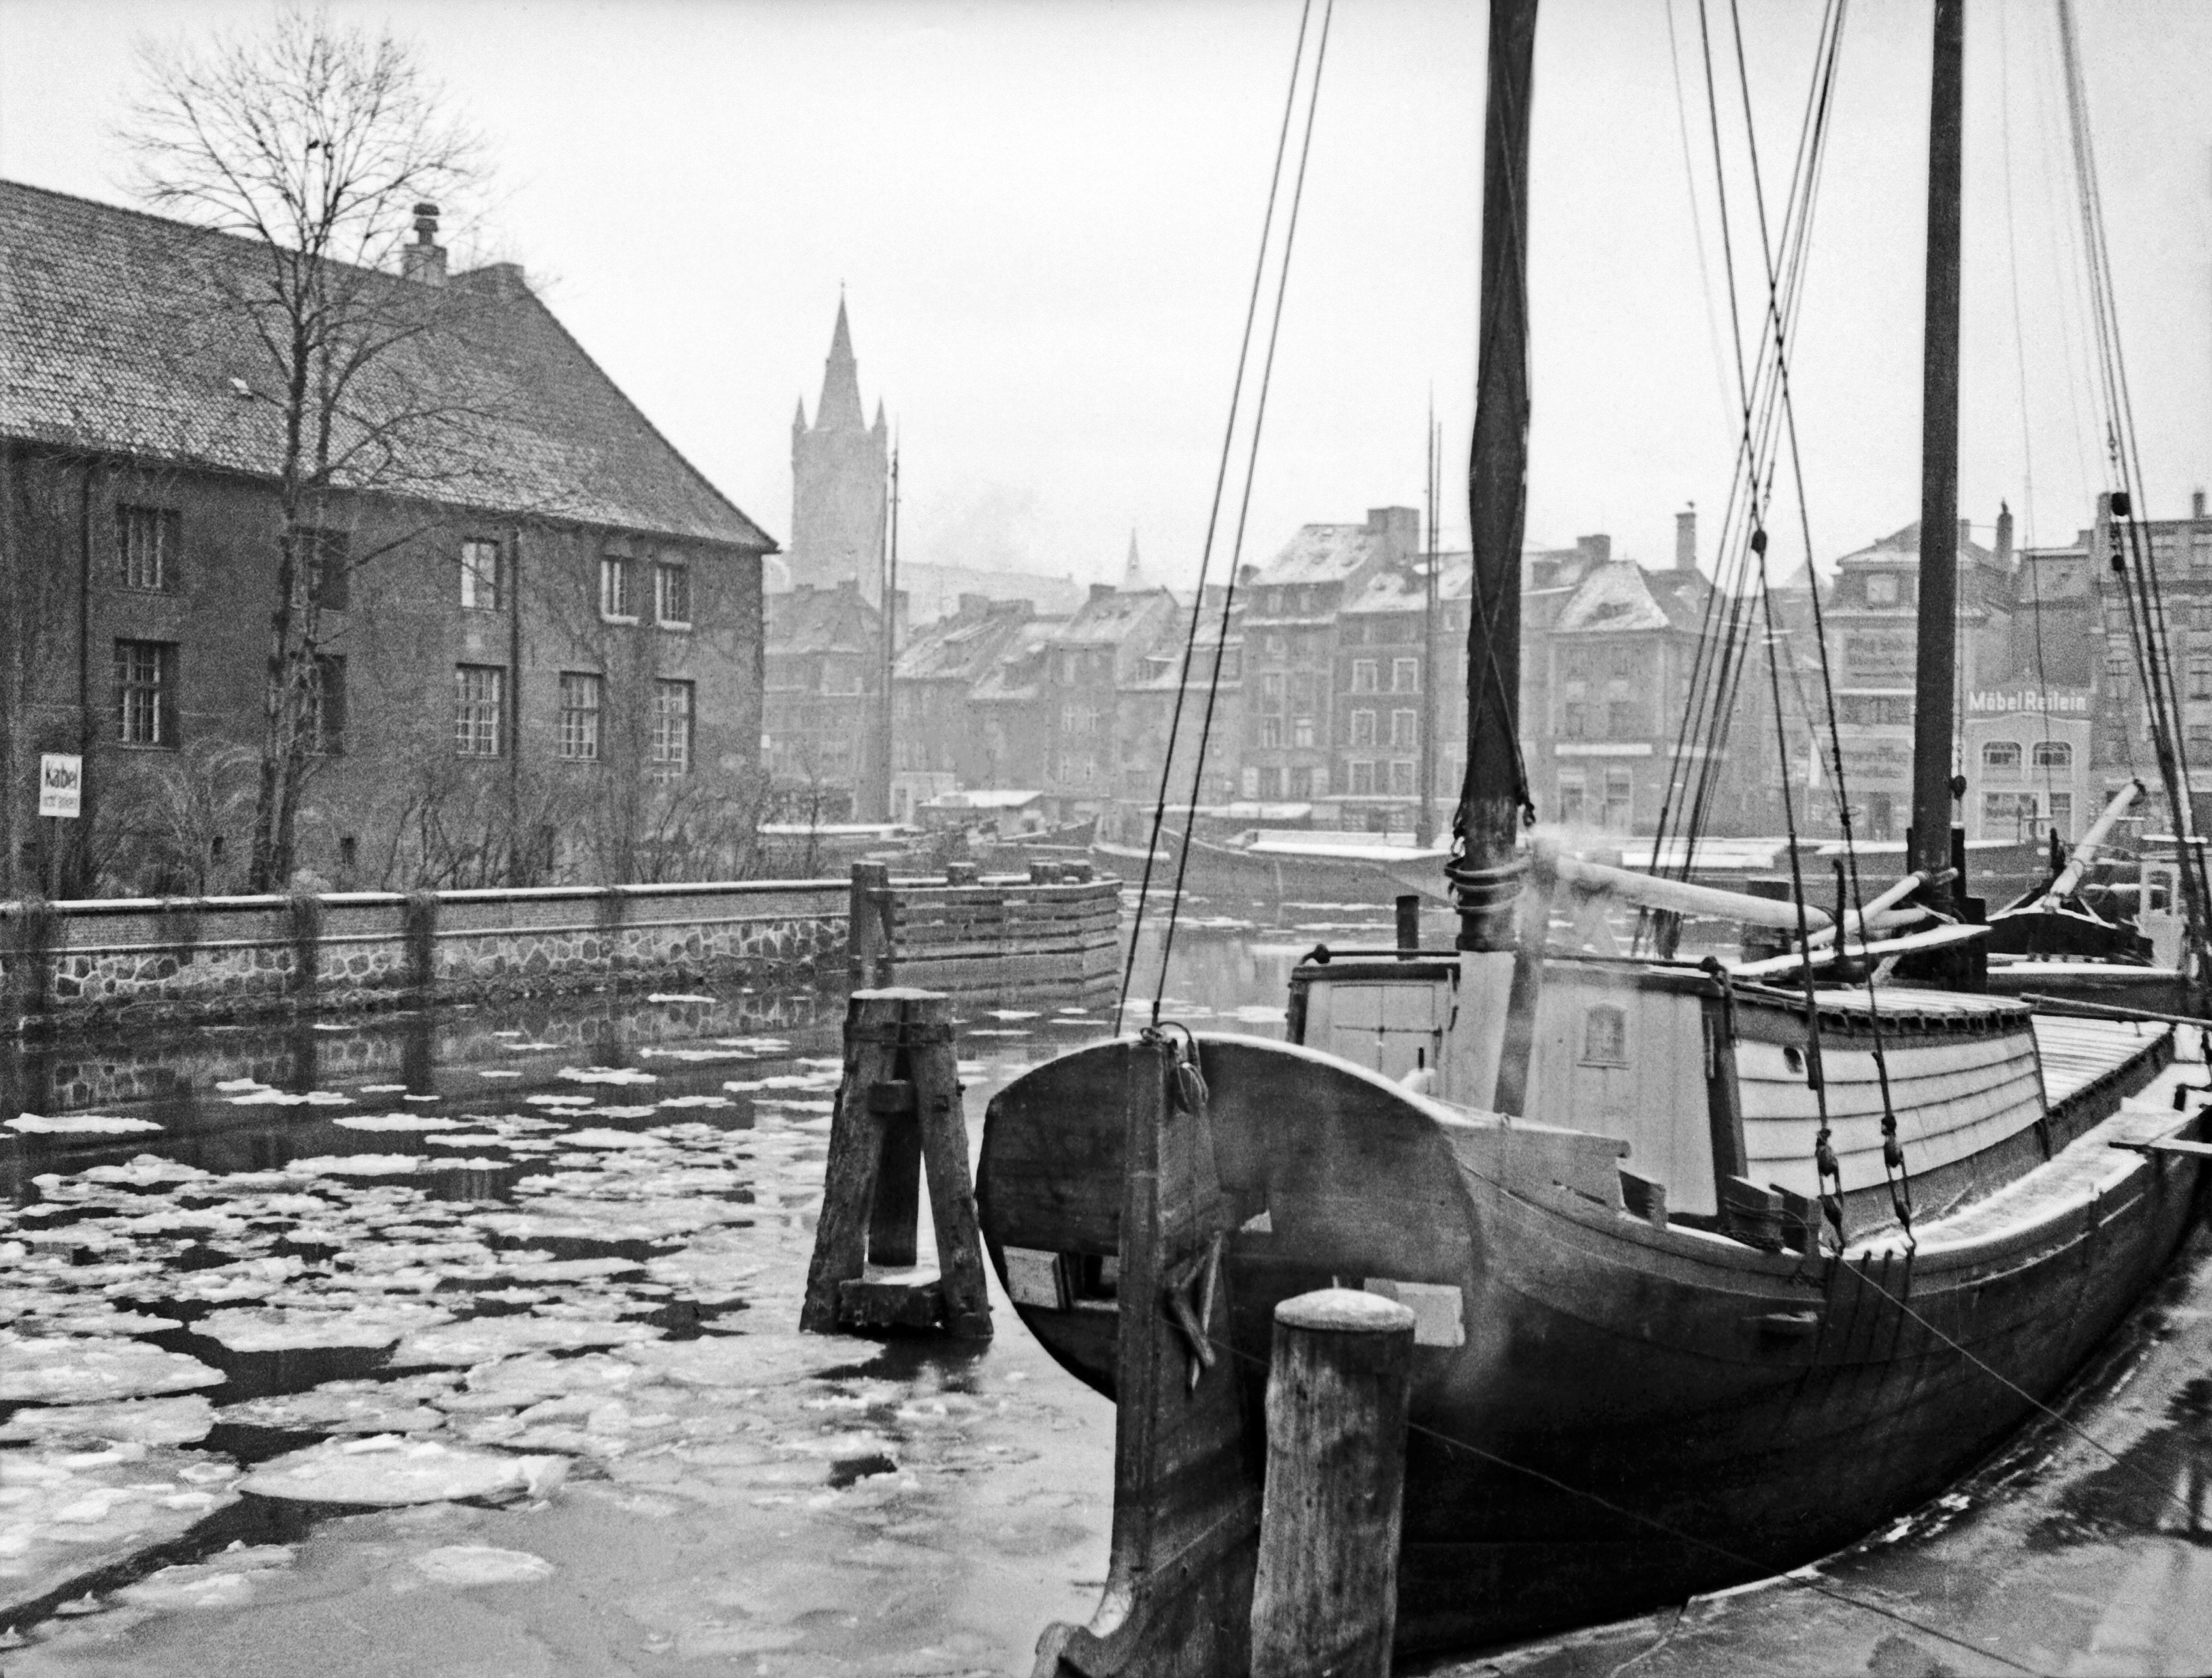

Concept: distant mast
[[1453, 0, 1539, 951], [1910, 0, 1966, 883], [1417, 408, 1442, 849]]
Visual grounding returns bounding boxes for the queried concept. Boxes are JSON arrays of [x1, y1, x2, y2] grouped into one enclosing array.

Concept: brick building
[[0, 180, 773, 898], [760, 582, 884, 822], [1240, 508, 1417, 802], [1115, 590, 1243, 823], [1040, 584, 1179, 821], [968, 617, 1066, 796], [1329, 556, 1468, 833], [890, 594, 1038, 816]]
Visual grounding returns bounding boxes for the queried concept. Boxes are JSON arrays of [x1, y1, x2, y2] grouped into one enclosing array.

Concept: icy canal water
[[0, 908, 1354, 1676]]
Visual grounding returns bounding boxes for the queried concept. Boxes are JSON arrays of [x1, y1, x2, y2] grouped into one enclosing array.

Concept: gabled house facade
[[761, 581, 883, 822], [0, 180, 774, 897]]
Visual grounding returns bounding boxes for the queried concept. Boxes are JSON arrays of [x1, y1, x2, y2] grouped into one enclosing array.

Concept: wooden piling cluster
[[846, 862, 1119, 991], [799, 987, 993, 1339]]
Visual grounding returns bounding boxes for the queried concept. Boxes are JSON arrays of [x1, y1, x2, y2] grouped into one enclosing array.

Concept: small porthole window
[[1581, 1005, 1628, 1067], [1783, 1044, 1806, 1076]]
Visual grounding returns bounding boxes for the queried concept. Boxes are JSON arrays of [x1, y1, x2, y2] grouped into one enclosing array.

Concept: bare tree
[[122, 7, 487, 892]]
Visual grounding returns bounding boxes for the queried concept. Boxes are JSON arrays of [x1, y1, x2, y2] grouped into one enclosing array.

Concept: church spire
[[814, 297, 866, 432], [1122, 528, 1144, 591]]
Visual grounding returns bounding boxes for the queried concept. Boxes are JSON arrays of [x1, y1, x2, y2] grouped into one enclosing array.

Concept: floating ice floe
[[192, 1302, 453, 1353], [116, 1543, 295, 1611], [646, 993, 716, 1006], [5, 1115, 164, 1136], [0, 1445, 240, 1607], [333, 1113, 470, 1132], [227, 1087, 356, 1106], [573, 1109, 657, 1124], [403, 1094, 443, 1104], [358, 1084, 410, 1094], [654, 1095, 734, 1110], [558, 1066, 658, 1087], [476, 1070, 523, 1080], [219, 1380, 451, 1436], [78, 1156, 208, 1187], [394, 1315, 664, 1366], [238, 1436, 568, 1505], [524, 1094, 596, 1108], [423, 1134, 506, 1149], [0, 1394, 215, 1446], [411, 1543, 557, 1586], [283, 1154, 421, 1177], [984, 1010, 1040, 1021], [0, 1335, 224, 1403]]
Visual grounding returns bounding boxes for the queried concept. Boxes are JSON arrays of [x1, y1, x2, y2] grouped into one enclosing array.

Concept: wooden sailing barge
[[976, 0, 2209, 1662]]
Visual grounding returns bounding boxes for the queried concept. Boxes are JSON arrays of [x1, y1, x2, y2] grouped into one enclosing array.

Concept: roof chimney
[[1088, 582, 1116, 603], [1367, 507, 1420, 562], [1674, 503, 1697, 573], [1995, 501, 2014, 567], [1958, 517, 1973, 551], [2194, 487, 2207, 521], [402, 202, 446, 286]]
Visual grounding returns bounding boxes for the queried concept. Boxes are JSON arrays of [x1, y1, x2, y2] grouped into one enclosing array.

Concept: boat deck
[[2032, 1014, 2168, 1111]]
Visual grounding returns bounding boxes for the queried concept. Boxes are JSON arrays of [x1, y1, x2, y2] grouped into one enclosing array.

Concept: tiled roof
[[1837, 521, 1993, 569], [894, 602, 1032, 683], [0, 179, 769, 550], [1254, 522, 1396, 586], [1552, 561, 1701, 635], [1341, 553, 1473, 615], [1050, 586, 1175, 647], [969, 618, 1064, 704]]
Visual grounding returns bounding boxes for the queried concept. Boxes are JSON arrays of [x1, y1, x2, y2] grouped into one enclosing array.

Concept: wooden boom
[[1536, 843, 1834, 934], [2038, 778, 2144, 907]]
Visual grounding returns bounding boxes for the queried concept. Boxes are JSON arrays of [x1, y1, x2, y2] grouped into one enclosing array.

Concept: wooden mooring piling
[[800, 987, 992, 1338]]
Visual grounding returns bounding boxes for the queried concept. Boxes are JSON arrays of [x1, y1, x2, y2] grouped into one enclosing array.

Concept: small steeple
[[814, 297, 867, 432], [1122, 529, 1144, 591], [792, 397, 808, 434], [872, 399, 887, 436]]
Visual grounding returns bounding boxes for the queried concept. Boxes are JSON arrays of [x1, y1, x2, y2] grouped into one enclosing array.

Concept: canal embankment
[[0, 864, 1121, 1034]]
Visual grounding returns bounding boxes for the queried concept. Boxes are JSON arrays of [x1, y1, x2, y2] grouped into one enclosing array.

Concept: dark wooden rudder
[[1034, 1034, 1260, 1678]]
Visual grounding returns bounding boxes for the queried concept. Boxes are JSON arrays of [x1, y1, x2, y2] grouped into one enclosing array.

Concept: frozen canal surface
[[4, 898, 2211, 1675]]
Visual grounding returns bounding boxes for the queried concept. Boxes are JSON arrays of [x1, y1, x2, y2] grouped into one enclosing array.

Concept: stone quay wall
[[0, 880, 849, 1031]]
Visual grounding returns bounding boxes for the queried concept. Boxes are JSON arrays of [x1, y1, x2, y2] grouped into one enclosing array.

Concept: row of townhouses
[[788, 492, 2212, 852]]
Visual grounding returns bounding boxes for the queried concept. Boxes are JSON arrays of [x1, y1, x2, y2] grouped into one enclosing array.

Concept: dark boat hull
[[977, 1034, 2201, 1653]]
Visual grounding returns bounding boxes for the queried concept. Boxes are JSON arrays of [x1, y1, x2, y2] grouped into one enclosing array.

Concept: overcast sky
[[2, 0, 2208, 586]]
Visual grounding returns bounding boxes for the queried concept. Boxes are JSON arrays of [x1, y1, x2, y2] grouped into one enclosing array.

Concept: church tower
[[788, 298, 890, 600]]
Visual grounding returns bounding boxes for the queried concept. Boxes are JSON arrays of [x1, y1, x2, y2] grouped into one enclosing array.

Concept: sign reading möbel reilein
[[1966, 688, 2091, 716], [37, 753, 82, 819]]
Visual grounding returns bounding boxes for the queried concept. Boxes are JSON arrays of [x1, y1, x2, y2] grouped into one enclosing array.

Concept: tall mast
[[1417, 405, 1441, 848], [1453, 0, 1539, 951], [1909, 0, 1965, 882]]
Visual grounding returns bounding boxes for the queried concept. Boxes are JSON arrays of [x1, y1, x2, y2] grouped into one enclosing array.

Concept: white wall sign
[[37, 753, 82, 819]]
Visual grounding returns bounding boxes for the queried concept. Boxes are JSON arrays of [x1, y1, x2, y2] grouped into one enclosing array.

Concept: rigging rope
[[1113, 0, 1316, 1036], [1147, 0, 1338, 1024]]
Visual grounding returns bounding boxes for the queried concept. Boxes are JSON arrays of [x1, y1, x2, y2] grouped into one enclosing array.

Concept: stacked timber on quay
[[847, 862, 1120, 991]]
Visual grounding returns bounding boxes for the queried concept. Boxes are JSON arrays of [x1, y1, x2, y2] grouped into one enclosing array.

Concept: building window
[[1393, 657, 1420, 693], [291, 527, 350, 611], [1581, 1005, 1629, 1067], [460, 539, 502, 610], [1260, 672, 1284, 709], [1258, 717, 1283, 749], [2190, 653, 2212, 701], [1350, 709, 1377, 747], [1981, 740, 2021, 772], [455, 664, 505, 756], [1602, 769, 1633, 831], [1351, 659, 1379, 694], [2031, 739, 2072, 770], [1865, 573, 1899, 607], [655, 559, 692, 627], [1982, 791, 2036, 837], [1309, 765, 1329, 798], [117, 506, 178, 591], [1292, 716, 1315, 749], [114, 639, 177, 746], [1390, 709, 1418, 749], [600, 555, 636, 620], [306, 655, 346, 755], [558, 672, 602, 761], [2047, 792, 2074, 835], [1562, 702, 1588, 739], [652, 679, 693, 775], [1349, 760, 1377, 796], [1558, 772, 1587, 825], [1606, 701, 1638, 738], [1387, 760, 1416, 796]]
